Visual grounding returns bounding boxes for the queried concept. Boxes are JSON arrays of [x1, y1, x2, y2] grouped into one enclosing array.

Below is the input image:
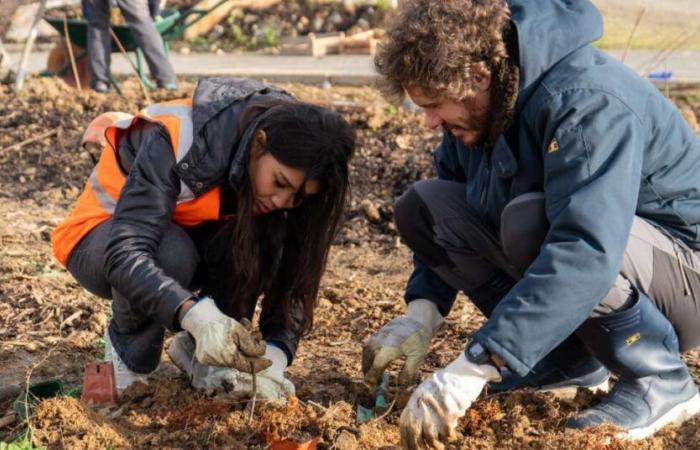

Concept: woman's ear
[[252, 129, 267, 157]]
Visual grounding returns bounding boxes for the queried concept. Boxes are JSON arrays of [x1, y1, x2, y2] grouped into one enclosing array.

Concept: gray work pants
[[85, 0, 176, 86], [395, 179, 700, 352]]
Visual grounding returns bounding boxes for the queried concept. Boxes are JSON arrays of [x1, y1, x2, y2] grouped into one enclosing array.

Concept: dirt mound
[[33, 397, 127, 450]]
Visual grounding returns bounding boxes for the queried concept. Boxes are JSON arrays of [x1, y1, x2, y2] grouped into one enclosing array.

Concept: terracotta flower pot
[[81, 362, 119, 405], [265, 433, 319, 450]]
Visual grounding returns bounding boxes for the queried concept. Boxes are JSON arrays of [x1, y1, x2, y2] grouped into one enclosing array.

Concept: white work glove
[[169, 333, 294, 402], [180, 296, 270, 373], [168, 331, 239, 390], [362, 299, 443, 386], [399, 350, 501, 450], [237, 344, 296, 403]]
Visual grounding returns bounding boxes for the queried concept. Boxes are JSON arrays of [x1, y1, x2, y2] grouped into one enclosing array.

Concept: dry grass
[[592, 0, 700, 50]]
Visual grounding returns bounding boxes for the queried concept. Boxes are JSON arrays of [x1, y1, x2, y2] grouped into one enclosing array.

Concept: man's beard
[[442, 97, 491, 146]]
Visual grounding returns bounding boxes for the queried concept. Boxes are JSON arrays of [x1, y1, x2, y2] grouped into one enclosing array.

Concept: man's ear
[[474, 71, 492, 92]]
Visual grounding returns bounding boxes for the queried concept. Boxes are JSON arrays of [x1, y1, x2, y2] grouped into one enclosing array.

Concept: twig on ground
[[59, 310, 83, 332], [0, 413, 17, 428], [248, 360, 257, 424], [1, 129, 58, 153], [23, 346, 58, 446], [62, 14, 82, 91]]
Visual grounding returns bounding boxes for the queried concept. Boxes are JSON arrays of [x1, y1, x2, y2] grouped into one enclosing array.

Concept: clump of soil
[[258, 396, 320, 442], [32, 397, 127, 450]]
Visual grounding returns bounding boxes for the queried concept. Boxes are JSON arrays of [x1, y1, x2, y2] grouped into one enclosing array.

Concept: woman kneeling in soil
[[52, 77, 355, 401]]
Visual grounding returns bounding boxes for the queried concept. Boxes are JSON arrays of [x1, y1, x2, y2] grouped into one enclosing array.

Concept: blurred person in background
[[83, 0, 177, 92]]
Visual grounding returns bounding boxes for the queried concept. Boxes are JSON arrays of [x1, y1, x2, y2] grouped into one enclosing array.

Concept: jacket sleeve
[[259, 299, 304, 365], [404, 133, 463, 315], [104, 121, 193, 331], [474, 90, 644, 376]]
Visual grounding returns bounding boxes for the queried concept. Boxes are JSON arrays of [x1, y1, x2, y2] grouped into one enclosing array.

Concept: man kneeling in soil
[[361, 0, 700, 448]]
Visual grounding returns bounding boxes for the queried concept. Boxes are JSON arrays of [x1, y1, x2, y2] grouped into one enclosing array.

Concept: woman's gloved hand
[[399, 349, 501, 449], [237, 343, 295, 403], [180, 296, 271, 372], [362, 299, 444, 386]]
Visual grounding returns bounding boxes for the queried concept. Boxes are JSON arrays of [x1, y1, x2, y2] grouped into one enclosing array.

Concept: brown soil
[[1, 76, 699, 449]]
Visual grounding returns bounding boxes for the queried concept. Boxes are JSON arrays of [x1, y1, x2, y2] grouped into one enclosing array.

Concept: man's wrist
[[465, 341, 506, 369]]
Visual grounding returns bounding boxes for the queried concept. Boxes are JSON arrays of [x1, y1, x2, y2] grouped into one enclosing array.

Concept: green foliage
[[250, 25, 280, 50], [375, 0, 393, 12], [0, 438, 44, 450], [228, 24, 249, 48]]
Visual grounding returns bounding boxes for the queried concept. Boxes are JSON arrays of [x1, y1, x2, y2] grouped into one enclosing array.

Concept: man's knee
[[156, 224, 200, 289], [394, 181, 452, 268], [501, 192, 547, 275], [395, 184, 428, 243]]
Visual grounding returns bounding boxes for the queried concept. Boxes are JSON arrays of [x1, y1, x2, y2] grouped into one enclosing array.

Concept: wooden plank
[[280, 32, 344, 57], [339, 29, 383, 55], [182, 0, 280, 41]]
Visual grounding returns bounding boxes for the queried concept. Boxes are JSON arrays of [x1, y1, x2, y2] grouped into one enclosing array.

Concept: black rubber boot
[[566, 291, 700, 439], [489, 335, 610, 397]]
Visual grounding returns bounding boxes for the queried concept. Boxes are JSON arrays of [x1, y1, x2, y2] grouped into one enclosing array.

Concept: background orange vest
[[52, 99, 221, 266]]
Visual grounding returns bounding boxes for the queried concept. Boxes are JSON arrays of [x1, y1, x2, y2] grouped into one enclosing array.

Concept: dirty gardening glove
[[362, 299, 443, 386], [399, 349, 501, 450], [237, 343, 295, 403], [180, 296, 271, 373]]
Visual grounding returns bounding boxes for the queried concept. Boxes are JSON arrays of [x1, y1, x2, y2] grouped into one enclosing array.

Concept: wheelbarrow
[[42, 0, 228, 91]]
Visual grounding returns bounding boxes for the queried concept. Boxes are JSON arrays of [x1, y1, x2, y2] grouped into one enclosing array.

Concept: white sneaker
[[167, 331, 243, 390], [104, 331, 150, 394]]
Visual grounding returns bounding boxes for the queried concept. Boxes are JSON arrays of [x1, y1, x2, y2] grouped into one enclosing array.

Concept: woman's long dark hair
[[216, 100, 354, 338]]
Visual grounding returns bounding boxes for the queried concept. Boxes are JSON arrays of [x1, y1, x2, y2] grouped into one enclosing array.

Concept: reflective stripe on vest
[[52, 99, 221, 266]]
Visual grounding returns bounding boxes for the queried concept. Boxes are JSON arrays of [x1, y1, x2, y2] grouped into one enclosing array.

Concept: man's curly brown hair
[[375, 0, 520, 143]]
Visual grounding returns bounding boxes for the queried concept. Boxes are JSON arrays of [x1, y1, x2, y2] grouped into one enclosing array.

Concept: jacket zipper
[[480, 152, 492, 209]]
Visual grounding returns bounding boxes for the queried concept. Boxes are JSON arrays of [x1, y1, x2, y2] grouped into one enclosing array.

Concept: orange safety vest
[[52, 99, 221, 266]]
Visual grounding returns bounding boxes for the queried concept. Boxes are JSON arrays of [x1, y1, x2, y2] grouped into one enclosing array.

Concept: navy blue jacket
[[404, 0, 700, 376]]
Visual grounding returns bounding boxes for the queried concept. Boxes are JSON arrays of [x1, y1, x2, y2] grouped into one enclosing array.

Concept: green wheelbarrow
[[43, 0, 228, 91]]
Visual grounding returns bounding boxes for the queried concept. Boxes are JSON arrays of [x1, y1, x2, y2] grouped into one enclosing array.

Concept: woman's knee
[[156, 224, 200, 288]]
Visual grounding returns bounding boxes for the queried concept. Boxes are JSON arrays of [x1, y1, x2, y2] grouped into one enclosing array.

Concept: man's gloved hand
[[362, 299, 443, 386], [399, 350, 501, 450], [237, 343, 295, 403], [180, 296, 271, 372]]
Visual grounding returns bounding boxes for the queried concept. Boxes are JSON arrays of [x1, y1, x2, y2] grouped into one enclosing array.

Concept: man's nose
[[425, 110, 442, 130]]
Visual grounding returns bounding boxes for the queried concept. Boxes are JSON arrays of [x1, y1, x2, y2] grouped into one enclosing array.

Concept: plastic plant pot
[[265, 433, 319, 450], [81, 362, 118, 405], [13, 379, 64, 421]]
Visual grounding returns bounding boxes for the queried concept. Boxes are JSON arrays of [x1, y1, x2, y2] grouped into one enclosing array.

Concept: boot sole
[[623, 392, 700, 440], [541, 378, 610, 400]]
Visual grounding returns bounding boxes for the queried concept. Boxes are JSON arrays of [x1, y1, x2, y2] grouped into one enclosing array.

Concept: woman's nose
[[272, 191, 295, 210]]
